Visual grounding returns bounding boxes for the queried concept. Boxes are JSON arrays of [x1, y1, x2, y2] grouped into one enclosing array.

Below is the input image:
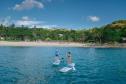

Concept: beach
[[0, 41, 126, 48], [0, 41, 85, 47]]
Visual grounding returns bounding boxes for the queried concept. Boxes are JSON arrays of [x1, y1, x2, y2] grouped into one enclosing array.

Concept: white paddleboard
[[53, 60, 61, 66], [59, 67, 72, 73], [68, 63, 75, 67], [59, 63, 76, 72]]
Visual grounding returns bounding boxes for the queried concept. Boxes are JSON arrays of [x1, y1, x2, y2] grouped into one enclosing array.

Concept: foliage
[[0, 20, 126, 43]]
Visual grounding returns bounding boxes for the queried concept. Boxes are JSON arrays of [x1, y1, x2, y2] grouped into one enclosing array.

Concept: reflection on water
[[0, 47, 126, 84]]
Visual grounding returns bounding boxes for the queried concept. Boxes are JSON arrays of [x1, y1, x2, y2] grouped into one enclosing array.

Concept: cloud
[[88, 16, 100, 22], [44, 0, 52, 2], [15, 16, 44, 27], [13, 0, 44, 11], [42, 0, 64, 3], [0, 16, 59, 28], [15, 16, 59, 28], [22, 16, 30, 21], [37, 25, 59, 28], [41, 0, 54, 3], [0, 16, 12, 26], [15, 21, 59, 28], [15, 20, 43, 27]]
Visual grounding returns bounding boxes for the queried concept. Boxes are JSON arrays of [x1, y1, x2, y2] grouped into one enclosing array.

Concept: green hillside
[[105, 20, 126, 29]]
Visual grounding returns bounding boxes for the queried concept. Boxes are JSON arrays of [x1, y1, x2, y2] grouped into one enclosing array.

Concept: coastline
[[0, 41, 126, 48], [0, 41, 84, 47]]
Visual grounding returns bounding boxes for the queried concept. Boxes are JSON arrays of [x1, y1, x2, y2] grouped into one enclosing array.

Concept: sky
[[0, 0, 126, 29]]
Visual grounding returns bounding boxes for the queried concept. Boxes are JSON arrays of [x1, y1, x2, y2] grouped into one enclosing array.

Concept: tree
[[91, 28, 103, 44]]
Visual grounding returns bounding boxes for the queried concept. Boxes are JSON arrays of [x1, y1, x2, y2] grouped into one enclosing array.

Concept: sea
[[0, 47, 126, 84]]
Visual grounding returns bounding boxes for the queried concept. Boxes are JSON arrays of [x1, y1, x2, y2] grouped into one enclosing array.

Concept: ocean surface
[[0, 47, 126, 84]]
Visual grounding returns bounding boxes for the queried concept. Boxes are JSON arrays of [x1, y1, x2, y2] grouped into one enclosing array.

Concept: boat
[[59, 63, 76, 72]]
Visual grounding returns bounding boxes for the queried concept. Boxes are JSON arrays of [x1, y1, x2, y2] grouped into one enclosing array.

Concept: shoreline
[[0, 41, 84, 47], [0, 41, 126, 48]]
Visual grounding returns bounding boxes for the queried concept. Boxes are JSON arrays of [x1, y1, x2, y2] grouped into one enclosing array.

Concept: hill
[[105, 20, 126, 29]]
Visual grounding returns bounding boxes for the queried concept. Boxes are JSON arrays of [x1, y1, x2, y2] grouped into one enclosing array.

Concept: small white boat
[[53, 60, 61, 66], [59, 63, 76, 73]]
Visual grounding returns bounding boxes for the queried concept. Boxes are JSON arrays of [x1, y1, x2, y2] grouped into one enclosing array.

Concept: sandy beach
[[0, 41, 85, 47], [0, 41, 126, 48]]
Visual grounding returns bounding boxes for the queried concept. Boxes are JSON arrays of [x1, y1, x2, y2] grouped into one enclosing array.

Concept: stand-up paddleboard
[[53, 60, 61, 66], [59, 63, 75, 72]]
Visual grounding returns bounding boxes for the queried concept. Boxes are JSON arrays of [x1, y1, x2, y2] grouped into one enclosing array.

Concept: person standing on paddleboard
[[66, 51, 76, 70], [55, 49, 60, 61], [67, 51, 72, 64]]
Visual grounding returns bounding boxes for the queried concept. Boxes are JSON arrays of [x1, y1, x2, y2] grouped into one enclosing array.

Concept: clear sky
[[0, 0, 126, 29]]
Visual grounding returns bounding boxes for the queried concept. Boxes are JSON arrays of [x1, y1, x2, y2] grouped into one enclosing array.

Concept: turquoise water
[[0, 47, 126, 84]]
